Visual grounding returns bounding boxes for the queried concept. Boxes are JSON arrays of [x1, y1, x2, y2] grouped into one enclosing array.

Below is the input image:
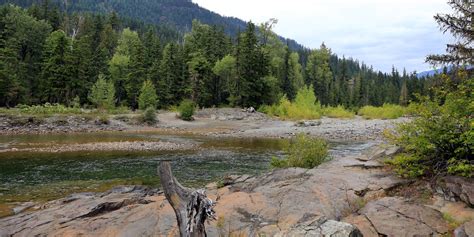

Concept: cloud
[[193, 0, 454, 73]]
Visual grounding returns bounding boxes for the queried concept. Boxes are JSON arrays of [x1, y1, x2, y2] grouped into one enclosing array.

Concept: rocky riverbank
[[0, 141, 198, 153], [0, 109, 409, 142], [0, 114, 130, 135], [1, 145, 472, 236]]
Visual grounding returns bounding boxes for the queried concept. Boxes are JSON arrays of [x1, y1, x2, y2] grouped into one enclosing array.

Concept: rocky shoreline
[[1, 145, 473, 236], [0, 109, 409, 142], [0, 141, 198, 153]]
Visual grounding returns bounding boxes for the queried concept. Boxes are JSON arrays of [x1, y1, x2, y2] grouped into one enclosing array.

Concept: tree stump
[[159, 162, 216, 237]]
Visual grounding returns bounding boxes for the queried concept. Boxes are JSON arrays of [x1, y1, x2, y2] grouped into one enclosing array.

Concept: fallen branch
[[159, 162, 216, 237]]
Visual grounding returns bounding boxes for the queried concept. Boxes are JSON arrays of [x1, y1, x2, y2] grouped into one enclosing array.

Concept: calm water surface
[[0, 131, 374, 217]]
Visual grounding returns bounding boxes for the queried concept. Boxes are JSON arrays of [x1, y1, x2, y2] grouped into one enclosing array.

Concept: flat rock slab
[[351, 197, 449, 237]]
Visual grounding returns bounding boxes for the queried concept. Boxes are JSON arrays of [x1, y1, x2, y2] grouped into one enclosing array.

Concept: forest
[[0, 1, 436, 110]]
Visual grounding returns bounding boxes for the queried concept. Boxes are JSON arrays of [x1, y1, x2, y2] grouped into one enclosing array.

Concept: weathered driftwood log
[[159, 162, 216, 237]]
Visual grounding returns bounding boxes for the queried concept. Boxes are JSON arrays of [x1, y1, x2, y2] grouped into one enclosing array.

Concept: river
[[0, 131, 376, 217]]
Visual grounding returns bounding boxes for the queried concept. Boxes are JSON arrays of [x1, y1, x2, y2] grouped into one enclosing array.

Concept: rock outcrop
[[455, 220, 474, 237], [0, 145, 468, 237], [346, 197, 449, 237], [435, 176, 474, 207]]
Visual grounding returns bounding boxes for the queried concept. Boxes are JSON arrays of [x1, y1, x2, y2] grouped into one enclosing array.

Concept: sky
[[192, 0, 454, 73]]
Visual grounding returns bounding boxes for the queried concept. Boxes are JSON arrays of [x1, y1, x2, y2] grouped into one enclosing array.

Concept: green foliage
[[306, 44, 332, 105], [89, 75, 116, 110], [141, 107, 157, 125], [14, 103, 82, 115], [262, 85, 322, 120], [322, 105, 355, 119], [178, 99, 195, 121], [272, 133, 329, 169], [138, 80, 158, 110], [358, 104, 406, 119], [389, 72, 473, 178], [385, 154, 426, 178], [0, 2, 446, 113]]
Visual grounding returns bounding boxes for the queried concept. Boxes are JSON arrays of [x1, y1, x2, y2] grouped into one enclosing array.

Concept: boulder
[[276, 216, 363, 237], [436, 176, 474, 206], [455, 220, 474, 237]]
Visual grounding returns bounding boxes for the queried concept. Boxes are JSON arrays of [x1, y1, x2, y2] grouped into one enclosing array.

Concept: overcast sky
[[193, 0, 453, 73]]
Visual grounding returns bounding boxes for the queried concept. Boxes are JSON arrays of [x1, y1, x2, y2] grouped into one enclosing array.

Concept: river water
[[0, 131, 375, 217]]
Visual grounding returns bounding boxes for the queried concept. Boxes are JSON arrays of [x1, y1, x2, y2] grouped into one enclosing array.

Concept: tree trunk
[[158, 162, 216, 237]]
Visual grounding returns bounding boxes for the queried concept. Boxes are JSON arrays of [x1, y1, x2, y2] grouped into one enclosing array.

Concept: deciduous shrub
[[271, 133, 329, 169], [358, 104, 406, 119], [387, 72, 473, 178], [178, 100, 195, 121], [261, 85, 322, 120]]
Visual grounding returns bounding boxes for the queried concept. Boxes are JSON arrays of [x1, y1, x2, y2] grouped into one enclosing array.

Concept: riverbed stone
[[275, 216, 363, 237], [455, 220, 474, 237]]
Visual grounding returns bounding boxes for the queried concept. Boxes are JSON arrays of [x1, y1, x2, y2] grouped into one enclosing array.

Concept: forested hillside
[[0, 0, 304, 50], [0, 2, 435, 109]]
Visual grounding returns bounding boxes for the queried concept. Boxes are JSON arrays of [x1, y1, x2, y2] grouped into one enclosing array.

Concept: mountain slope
[[0, 0, 305, 50]]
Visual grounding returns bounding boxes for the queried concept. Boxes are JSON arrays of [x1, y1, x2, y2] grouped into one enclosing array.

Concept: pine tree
[[126, 40, 146, 109], [213, 55, 237, 105], [305, 44, 333, 105], [158, 43, 183, 107], [426, 0, 473, 65], [89, 75, 115, 110], [399, 80, 408, 106], [138, 80, 158, 110], [39, 30, 72, 104], [187, 52, 212, 106], [0, 5, 51, 106], [235, 22, 270, 107]]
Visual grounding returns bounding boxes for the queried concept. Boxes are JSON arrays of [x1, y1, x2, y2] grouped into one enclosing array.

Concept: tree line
[[0, 3, 435, 109]]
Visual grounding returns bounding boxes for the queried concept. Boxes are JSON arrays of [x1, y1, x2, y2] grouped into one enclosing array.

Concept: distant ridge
[[0, 0, 306, 51], [417, 65, 473, 78]]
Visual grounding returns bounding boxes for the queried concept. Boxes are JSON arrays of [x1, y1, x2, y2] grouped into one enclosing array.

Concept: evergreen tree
[[426, 0, 473, 65], [213, 55, 237, 105], [89, 75, 115, 110], [0, 5, 51, 106], [235, 22, 270, 107], [305, 44, 332, 105], [399, 80, 408, 106], [187, 52, 212, 106], [158, 43, 184, 107], [138, 79, 158, 110], [39, 30, 72, 104], [126, 39, 146, 109]]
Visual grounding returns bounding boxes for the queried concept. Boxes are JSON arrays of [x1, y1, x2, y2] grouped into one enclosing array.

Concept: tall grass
[[322, 105, 355, 119], [358, 103, 406, 119]]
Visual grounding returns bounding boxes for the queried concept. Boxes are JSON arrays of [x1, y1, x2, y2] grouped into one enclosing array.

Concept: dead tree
[[159, 162, 216, 237]]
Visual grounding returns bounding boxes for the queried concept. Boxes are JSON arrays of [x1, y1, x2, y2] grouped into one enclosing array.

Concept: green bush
[[388, 72, 473, 178], [142, 107, 157, 125], [322, 105, 355, 118], [178, 100, 195, 121], [358, 103, 406, 119], [261, 85, 322, 120], [272, 133, 329, 169]]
